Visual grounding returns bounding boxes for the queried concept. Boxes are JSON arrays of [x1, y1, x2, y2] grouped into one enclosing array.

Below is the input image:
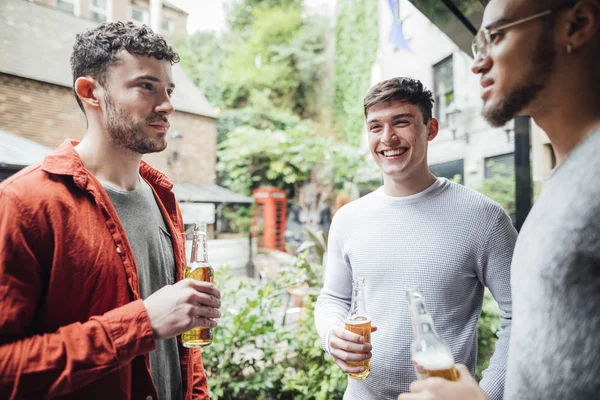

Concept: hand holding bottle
[[397, 364, 490, 400], [143, 278, 221, 340], [328, 324, 378, 375]]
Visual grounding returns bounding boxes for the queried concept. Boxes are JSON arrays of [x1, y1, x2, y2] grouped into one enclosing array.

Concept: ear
[[565, 0, 600, 50], [74, 77, 102, 110], [426, 118, 439, 142]]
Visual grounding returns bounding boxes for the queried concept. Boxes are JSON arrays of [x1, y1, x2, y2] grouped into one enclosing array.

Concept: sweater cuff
[[101, 299, 156, 364], [324, 327, 333, 354]]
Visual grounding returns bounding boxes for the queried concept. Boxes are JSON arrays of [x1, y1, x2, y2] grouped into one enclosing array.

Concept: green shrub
[[203, 269, 346, 399], [476, 289, 501, 380], [204, 269, 502, 397]]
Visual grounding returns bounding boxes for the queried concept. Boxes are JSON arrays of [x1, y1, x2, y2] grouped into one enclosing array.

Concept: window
[[162, 18, 175, 33], [433, 55, 454, 125], [56, 0, 75, 13], [484, 153, 514, 178], [429, 159, 464, 184], [131, 5, 149, 25], [90, 0, 109, 22]]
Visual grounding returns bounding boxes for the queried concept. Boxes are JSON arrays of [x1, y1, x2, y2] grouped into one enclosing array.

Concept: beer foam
[[345, 316, 371, 325], [412, 351, 454, 370]]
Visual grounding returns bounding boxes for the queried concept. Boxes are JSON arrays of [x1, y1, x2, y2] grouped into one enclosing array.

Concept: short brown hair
[[364, 77, 435, 123], [70, 21, 180, 114]]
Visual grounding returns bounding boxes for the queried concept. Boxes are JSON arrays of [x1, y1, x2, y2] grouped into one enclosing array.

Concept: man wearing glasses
[[399, 0, 600, 399]]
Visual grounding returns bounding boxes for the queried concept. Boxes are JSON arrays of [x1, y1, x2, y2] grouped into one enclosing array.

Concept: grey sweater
[[505, 127, 600, 399], [315, 178, 516, 400]]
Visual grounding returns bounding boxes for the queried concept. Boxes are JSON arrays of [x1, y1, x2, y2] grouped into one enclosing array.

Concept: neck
[[382, 168, 437, 197], [75, 126, 143, 191], [531, 68, 600, 164]]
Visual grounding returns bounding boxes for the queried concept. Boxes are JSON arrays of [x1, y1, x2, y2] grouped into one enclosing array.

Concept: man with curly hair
[[0, 22, 220, 399]]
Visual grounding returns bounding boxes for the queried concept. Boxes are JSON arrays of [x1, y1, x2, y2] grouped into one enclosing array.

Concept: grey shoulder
[[444, 180, 506, 216]]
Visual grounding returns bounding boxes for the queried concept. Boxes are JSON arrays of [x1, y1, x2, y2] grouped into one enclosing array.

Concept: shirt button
[[116, 246, 121, 254], [146, 396, 153, 400]]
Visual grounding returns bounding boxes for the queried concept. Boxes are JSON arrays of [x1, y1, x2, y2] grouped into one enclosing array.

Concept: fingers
[[455, 364, 471, 380], [179, 278, 221, 299], [191, 315, 218, 329], [371, 325, 378, 333], [332, 356, 367, 375], [331, 326, 368, 344], [183, 288, 221, 309], [329, 334, 372, 355], [329, 326, 372, 364], [193, 305, 221, 319], [397, 393, 422, 400], [409, 377, 446, 393]]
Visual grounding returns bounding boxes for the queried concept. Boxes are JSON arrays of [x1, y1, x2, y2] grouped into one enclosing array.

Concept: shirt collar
[[41, 139, 174, 190]]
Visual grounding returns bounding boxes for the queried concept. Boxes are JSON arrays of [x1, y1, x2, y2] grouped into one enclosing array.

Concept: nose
[[471, 52, 492, 75], [381, 125, 399, 145], [155, 92, 175, 116]]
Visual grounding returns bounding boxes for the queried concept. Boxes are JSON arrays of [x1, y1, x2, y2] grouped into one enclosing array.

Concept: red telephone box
[[253, 186, 287, 252]]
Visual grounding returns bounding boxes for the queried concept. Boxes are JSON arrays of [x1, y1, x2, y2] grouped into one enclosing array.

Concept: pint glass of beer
[[406, 287, 459, 381], [345, 276, 371, 380]]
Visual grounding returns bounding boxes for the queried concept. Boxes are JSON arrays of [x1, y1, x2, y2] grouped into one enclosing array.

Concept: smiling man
[[400, 1, 600, 400], [0, 22, 221, 399], [314, 77, 516, 399]]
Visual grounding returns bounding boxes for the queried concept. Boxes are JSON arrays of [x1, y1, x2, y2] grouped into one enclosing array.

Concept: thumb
[[455, 364, 471, 380]]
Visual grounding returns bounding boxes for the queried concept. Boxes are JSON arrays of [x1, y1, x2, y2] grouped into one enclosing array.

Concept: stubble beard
[[483, 29, 557, 127], [104, 91, 167, 154]]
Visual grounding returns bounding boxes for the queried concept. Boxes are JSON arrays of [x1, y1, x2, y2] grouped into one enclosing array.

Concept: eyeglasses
[[472, 2, 578, 59]]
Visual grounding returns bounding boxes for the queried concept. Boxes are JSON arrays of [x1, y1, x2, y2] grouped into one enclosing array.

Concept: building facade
[[0, 0, 217, 185]]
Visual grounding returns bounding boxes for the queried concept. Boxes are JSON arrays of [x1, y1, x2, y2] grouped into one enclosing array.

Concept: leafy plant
[[476, 289, 501, 380], [333, 0, 378, 145], [203, 267, 347, 399], [477, 162, 516, 216]]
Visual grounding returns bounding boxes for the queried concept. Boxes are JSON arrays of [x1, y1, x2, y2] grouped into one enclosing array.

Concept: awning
[[0, 129, 53, 169], [172, 182, 254, 204]]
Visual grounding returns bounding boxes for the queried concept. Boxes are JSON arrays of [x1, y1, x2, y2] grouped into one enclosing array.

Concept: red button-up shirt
[[0, 141, 209, 399]]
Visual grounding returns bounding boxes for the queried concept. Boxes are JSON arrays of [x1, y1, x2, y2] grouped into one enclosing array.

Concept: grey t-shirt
[[505, 127, 600, 399], [105, 179, 183, 400]]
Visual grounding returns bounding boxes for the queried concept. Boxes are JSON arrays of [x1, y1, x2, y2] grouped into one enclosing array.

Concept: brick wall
[[0, 73, 217, 184]]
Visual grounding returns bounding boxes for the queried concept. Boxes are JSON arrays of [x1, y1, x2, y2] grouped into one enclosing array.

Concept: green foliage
[[204, 268, 346, 399], [476, 289, 501, 380], [217, 124, 374, 198], [333, 0, 378, 145], [477, 163, 516, 216], [177, 31, 227, 109], [227, 0, 302, 32], [279, 295, 347, 400], [222, 205, 254, 233]]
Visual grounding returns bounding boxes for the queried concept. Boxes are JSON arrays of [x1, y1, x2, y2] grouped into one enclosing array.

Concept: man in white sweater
[[314, 77, 517, 400]]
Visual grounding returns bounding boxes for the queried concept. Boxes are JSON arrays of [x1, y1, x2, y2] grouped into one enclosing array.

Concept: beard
[[104, 91, 168, 154], [483, 28, 557, 127]]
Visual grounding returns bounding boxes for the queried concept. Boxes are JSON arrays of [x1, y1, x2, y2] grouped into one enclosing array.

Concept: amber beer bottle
[[345, 276, 371, 380], [406, 287, 459, 381], [182, 222, 215, 348]]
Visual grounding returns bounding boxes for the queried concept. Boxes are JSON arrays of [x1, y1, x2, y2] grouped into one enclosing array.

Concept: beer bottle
[[345, 276, 371, 380], [182, 222, 215, 348], [406, 287, 459, 381]]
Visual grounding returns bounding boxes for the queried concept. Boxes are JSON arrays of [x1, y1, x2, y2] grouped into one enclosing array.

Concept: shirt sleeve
[[0, 185, 156, 399], [476, 208, 517, 400], [314, 210, 353, 353], [190, 348, 210, 399]]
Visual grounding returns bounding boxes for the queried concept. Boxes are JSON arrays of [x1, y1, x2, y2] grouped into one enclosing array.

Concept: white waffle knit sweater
[[314, 178, 516, 400]]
